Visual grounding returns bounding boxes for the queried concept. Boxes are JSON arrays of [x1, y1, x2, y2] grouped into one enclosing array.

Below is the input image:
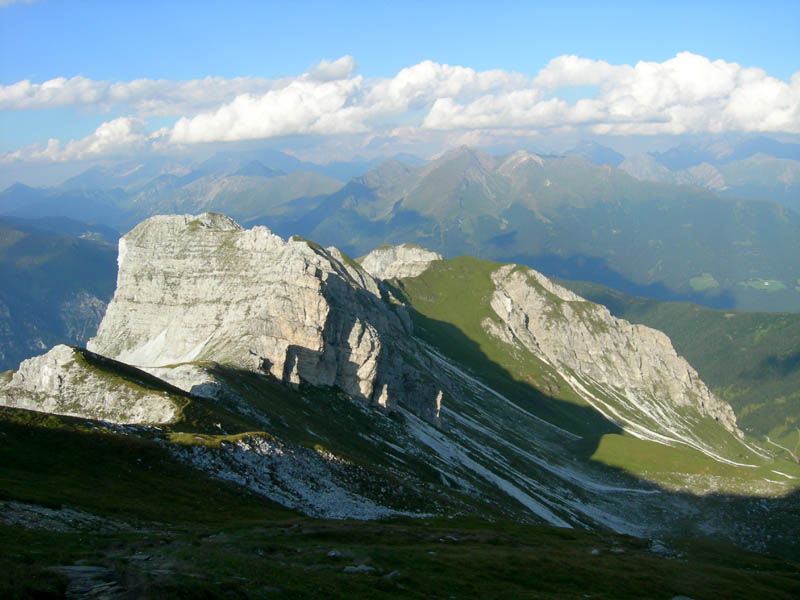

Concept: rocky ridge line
[[483, 264, 741, 438], [0, 344, 183, 424]]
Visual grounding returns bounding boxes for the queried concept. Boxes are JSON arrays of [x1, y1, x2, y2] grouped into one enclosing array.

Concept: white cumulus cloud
[[308, 55, 357, 82], [0, 75, 276, 115], [169, 76, 367, 144], [168, 59, 529, 145], [426, 52, 800, 135], [3, 52, 799, 164], [1, 116, 154, 163]]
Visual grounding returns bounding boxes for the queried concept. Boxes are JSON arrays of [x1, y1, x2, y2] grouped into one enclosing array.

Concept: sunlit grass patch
[[738, 278, 786, 292], [689, 272, 719, 291]]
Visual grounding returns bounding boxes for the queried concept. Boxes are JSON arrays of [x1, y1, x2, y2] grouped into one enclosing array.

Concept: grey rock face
[[483, 264, 741, 439], [359, 244, 442, 280], [0, 344, 182, 423], [58, 290, 108, 342], [87, 213, 441, 421]]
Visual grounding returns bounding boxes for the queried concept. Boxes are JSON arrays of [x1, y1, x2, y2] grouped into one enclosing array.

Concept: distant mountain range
[[259, 146, 800, 312], [0, 216, 117, 371], [564, 140, 625, 167], [0, 149, 432, 234], [618, 136, 800, 213], [3, 139, 800, 312]]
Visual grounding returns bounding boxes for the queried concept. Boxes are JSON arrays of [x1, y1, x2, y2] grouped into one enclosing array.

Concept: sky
[[1, 0, 799, 184]]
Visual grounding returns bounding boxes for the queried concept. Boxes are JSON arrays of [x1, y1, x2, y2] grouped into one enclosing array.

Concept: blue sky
[[1, 0, 799, 181], [4, 1, 799, 81]]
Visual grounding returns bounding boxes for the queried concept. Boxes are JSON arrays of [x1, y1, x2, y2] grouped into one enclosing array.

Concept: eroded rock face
[[484, 264, 741, 438], [87, 213, 441, 421], [0, 344, 182, 423], [359, 244, 442, 280]]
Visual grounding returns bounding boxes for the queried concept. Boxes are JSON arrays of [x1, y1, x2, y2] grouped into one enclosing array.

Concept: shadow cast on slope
[[198, 357, 800, 559]]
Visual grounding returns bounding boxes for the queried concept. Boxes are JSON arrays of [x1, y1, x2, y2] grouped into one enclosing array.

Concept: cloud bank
[[0, 75, 276, 115], [3, 52, 799, 162], [3, 117, 156, 162]]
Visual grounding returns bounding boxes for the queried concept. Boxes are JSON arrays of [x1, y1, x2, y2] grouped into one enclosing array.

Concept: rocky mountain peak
[[356, 160, 415, 190], [358, 244, 443, 280], [87, 214, 442, 422], [496, 150, 545, 175], [617, 153, 673, 182], [422, 145, 497, 177]]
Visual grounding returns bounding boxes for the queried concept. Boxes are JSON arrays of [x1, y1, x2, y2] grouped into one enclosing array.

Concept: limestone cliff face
[[359, 244, 442, 280], [87, 213, 441, 421], [483, 264, 741, 439], [0, 344, 183, 424]]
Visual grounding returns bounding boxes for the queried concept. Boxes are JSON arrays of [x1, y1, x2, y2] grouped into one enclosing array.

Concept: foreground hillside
[[2, 213, 799, 597], [2, 408, 798, 600]]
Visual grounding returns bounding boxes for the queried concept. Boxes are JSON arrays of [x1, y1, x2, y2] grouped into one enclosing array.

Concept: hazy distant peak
[[423, 146, 497, 177], [357, 159, 415, 188], [233, 160, 284, 178], [564, 140, 625, 167], [497, 150, 545, 175], [617, 152, 673, 182]]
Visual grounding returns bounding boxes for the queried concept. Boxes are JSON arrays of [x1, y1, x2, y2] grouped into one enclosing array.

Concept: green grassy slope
[[389, 256, 614, 437], [389, 257, 800, 492]]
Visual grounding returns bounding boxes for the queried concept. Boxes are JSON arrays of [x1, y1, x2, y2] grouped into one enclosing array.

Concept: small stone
[[650, 540, 669, 555], [343, 564, 375, 574], [327, 550, 341, 559]]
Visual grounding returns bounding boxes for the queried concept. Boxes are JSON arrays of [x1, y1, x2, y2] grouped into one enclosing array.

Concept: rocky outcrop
[[358, 244, 442, 280], [0, 344, 183, 423], [484, 264, 741, 438], [87, 213, 441, 422]]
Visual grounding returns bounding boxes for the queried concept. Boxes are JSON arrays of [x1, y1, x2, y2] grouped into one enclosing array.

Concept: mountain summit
[[86, 212, 442, 422]]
